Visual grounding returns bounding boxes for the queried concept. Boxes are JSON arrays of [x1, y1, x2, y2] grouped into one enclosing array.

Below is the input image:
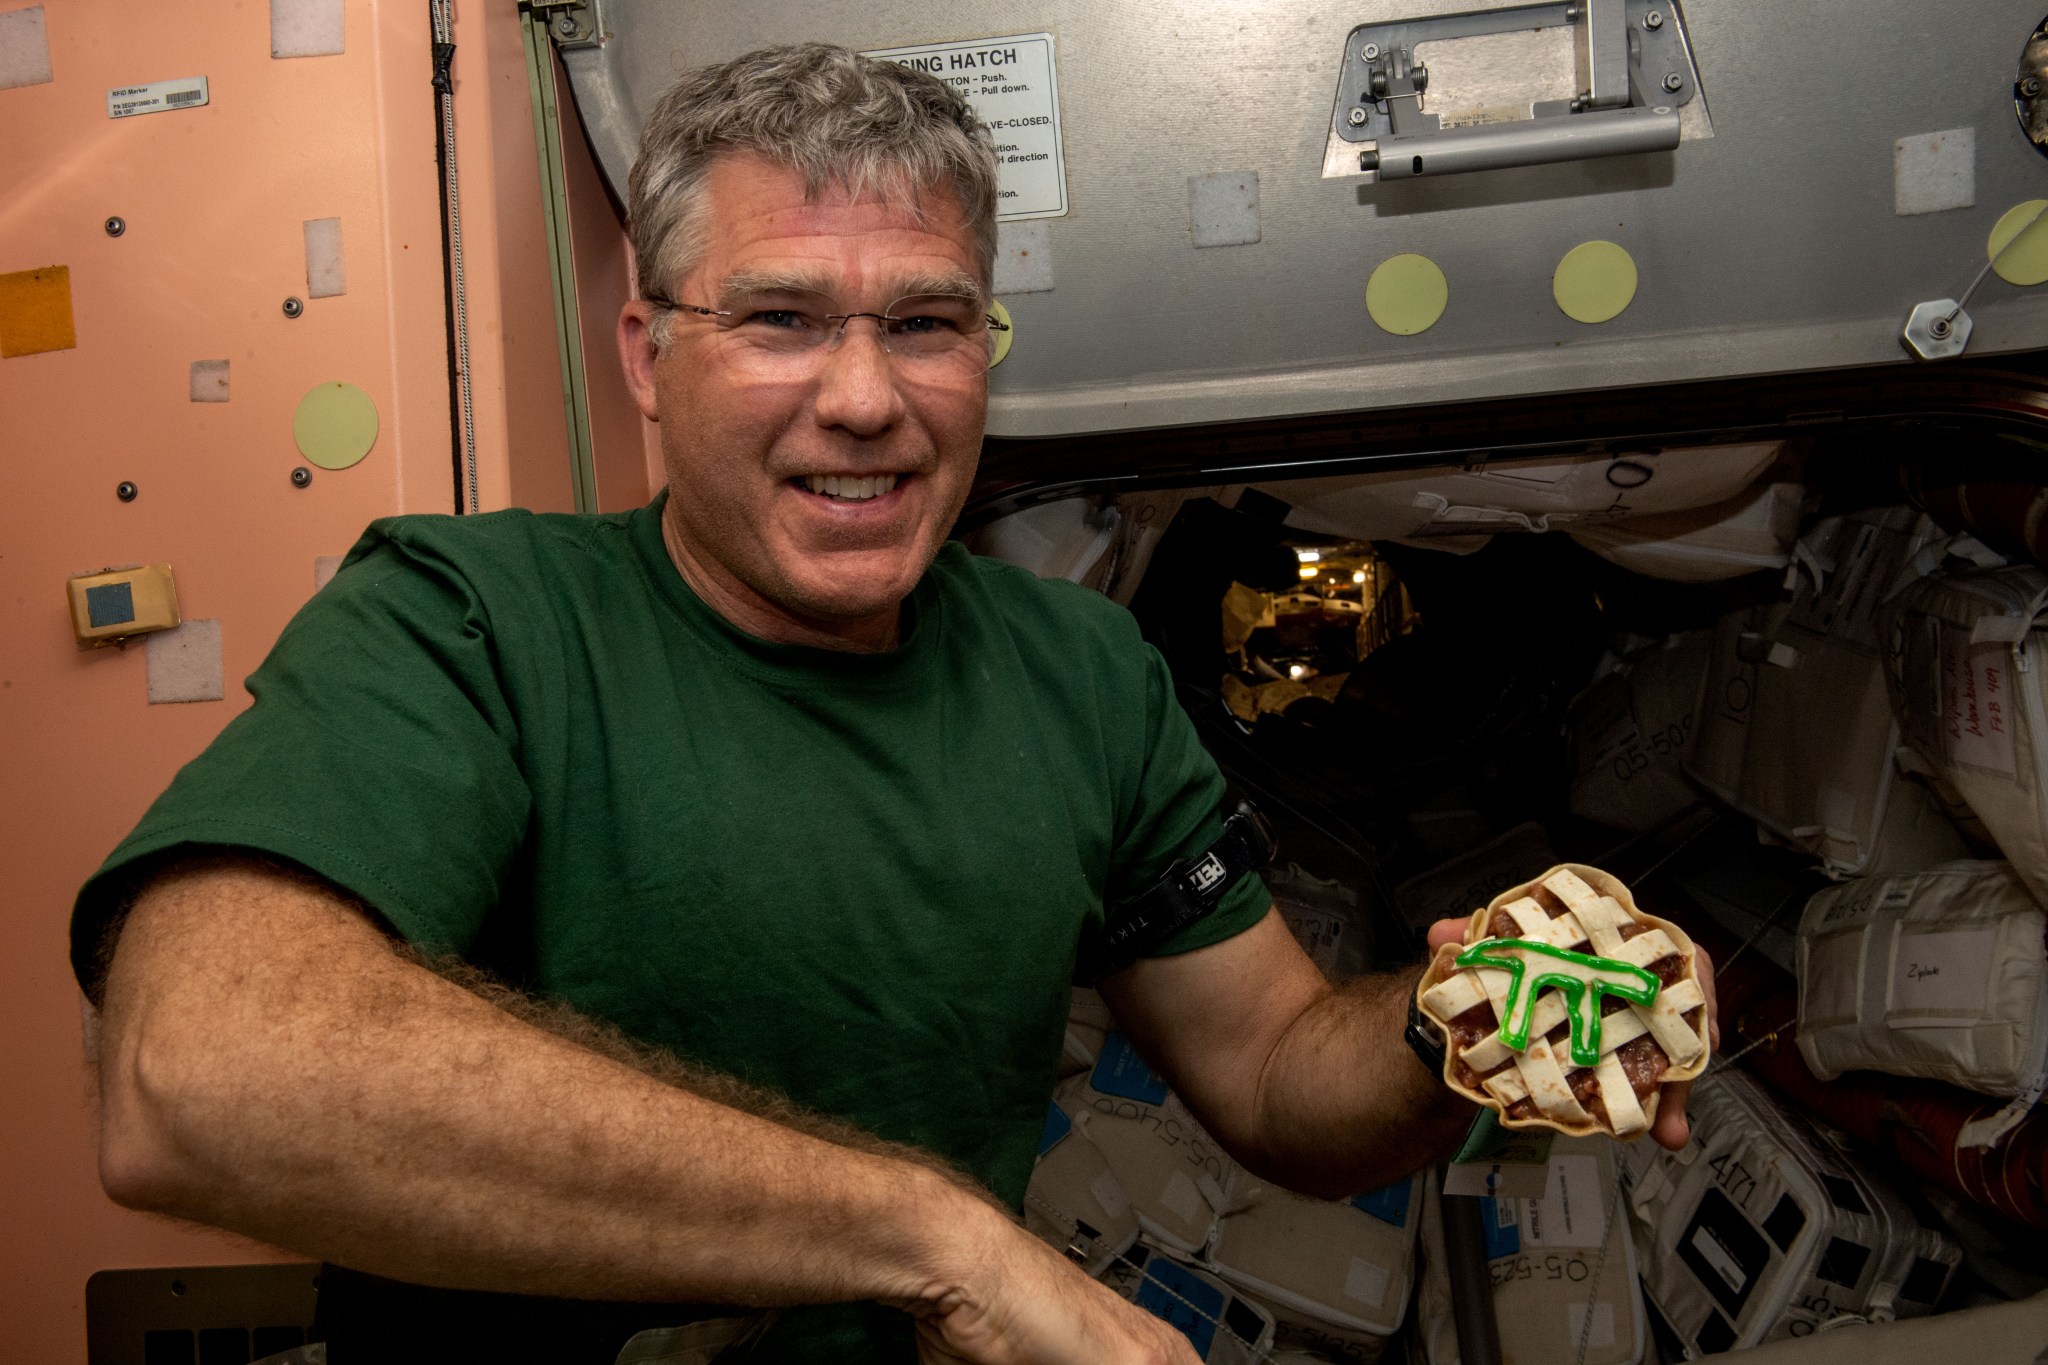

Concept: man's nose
[[812, 319, 907, 436]]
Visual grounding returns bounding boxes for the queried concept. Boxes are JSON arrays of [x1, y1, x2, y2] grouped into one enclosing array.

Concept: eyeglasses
[[644, 289, 1010, 374]]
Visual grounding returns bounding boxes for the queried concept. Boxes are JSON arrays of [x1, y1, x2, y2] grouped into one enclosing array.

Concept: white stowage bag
[[1623, 1069, 1959, 1353], [1879, 565, 2048, 908], [1798, 860, 2048, 1145], [1101, 1242, 1278, 1365], [1568, 480, 1804, 583], [1023, 1085, 1143, 1277], [1687, 507, 1955, 876], [1266, 444, 1782, 554], [1061, 986, 1115, 1077], [1208, 1171, 1423, 1363], [1050, 1034, 1236, 1257], [1412, 1139, 1647, 1365], [1567, 631, 1712, 833]]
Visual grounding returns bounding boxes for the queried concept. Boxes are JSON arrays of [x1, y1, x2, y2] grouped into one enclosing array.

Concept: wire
[[1942, 200, 2048, 327], [430, 0, 479, 514]]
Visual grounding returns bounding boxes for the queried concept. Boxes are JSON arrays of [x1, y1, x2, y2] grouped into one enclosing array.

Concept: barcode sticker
[[108, 76, 209, 119]]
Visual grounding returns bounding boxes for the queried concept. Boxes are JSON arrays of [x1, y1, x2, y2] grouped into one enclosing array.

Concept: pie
[[1415, 864, 1710, 1139]]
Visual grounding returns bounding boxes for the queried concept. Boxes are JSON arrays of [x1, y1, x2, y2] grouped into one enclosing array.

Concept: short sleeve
[[69, 528, 534, 992], [1103, 638, 1271, 959]]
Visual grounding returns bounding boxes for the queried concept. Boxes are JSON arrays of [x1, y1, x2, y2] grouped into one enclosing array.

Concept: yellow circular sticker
[[1988, 200, 2048, 287], [988, 298, 1014, 368], [1365, 253, 1448, 336], [1553, 240, 1639, 324], [293, 381, 379, 471]]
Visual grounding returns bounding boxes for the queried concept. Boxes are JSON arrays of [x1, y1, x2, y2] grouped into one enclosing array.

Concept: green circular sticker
[[1988, 200, 2048, 287], [1553, 240, 1639, 324], [989, 298, 1014, 368], [1365, 253, 1448, 336], [293, 381, 379, 470]]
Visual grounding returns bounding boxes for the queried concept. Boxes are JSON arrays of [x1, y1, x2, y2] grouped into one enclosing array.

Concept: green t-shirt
[[73, 495, 1268, 1364]]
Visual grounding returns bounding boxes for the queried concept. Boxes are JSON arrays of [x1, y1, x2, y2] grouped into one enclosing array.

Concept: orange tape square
[[0, 264, 78, 358]]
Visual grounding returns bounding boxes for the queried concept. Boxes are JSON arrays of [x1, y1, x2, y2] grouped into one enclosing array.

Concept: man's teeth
[[803, 473, 899, 501]]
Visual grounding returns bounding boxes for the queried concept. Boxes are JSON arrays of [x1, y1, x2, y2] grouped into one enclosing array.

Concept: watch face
[[1416, 864, 1710, 1140]]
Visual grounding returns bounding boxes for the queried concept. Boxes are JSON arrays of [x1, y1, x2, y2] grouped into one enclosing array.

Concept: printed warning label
[[864, 33, 1068, 220], [108, 76, 209, 119]]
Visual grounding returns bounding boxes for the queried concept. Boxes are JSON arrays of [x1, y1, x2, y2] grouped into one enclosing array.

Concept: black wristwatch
[[1405, 988, 1448, 1075]]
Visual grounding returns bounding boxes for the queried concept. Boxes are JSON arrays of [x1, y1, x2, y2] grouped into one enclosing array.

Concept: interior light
[[1298, 565, 1319, 579], [1288, 664, 1308, 680], [1295, 549, 1320, 563], [1353, 570, 1367, 584]]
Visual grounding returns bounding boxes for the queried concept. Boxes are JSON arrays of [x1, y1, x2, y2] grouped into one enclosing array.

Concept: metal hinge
[[526, 0, 601, 51]]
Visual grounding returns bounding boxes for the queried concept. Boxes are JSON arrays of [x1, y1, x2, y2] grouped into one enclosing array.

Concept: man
[[74, 44, 1704, 1365]]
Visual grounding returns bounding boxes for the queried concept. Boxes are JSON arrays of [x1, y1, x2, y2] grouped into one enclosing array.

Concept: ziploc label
[[108, 76, 209, 119], [863, 33, 1067, 220]]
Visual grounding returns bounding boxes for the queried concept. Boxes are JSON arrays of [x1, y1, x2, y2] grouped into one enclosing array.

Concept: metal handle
[[1364, 105, 1680, 179]]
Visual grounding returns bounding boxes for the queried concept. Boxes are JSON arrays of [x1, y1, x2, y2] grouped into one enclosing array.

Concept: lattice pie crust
[[1415, 864, 1710, 1139]]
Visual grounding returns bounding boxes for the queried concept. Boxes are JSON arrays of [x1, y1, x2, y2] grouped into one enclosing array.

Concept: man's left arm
[[1098, 907, 1713, 1200]]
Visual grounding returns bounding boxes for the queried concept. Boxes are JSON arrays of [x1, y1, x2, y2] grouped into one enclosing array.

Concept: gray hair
[[628, 43, 998, 331]]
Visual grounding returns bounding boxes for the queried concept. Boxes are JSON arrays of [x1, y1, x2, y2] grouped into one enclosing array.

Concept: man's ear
[[617, 302, 663, 423]]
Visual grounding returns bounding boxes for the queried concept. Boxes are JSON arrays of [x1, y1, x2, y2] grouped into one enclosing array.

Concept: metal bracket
[[1901, 299, 1973, 362], [1335, 0, 1698, 180], [529, 0, 602, 51]]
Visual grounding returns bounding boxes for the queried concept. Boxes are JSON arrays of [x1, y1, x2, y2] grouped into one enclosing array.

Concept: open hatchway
[[967, 359, 2048, 1363]]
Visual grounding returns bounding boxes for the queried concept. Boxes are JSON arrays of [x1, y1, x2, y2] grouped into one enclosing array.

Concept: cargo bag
[[1208, 1171, 1423, 1363], [1045, 1034, 1236, 1258], [1798, 860, 2048, 1147], [1411, 1138, 1647, 1365], [1265, 445, 1781, 555], [1569, 479, 1802, 585], [1687, 508, 1948, 876], [1101, 1242, 1277, 1365], [1023, 1086, 1143, 1278], [1880, 565, 2048, 908], [1623, 1068, 1959, 1352], [1568, 632, 1711, 834]]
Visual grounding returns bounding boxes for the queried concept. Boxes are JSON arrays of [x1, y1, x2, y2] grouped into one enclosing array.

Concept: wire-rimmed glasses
[[645, 288, 1010, 375]]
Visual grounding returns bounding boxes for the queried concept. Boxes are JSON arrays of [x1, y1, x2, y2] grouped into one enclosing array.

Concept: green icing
[[1454, 937, 1661, 1068]]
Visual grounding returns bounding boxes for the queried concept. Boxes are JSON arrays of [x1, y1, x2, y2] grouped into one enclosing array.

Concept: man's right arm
[[93, 855, 1198, 1365]]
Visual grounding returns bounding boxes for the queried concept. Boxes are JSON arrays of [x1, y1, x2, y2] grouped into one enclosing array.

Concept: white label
[[1568, 1302, 1618, 1350], [1159, 1169, 1204, 1224], [1938, 626, 2017, 776], [107, 76, 209, 119], [1343, 1257, 1389, 1307], [1521, 1154, 1605, 1249], [1887, 926, 1997, 1027], [1690, 1225, 1749, 1293], [1089, 1169, 1131, 1218], [864, 33, 1067, 220]]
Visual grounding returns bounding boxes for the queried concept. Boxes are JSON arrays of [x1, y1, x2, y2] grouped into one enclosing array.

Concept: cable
[[430, 0, 479, 514]]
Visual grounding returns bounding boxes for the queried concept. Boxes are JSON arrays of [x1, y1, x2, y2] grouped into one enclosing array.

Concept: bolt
[[1930, 317, 1951, 338], [553, 12, 579, 37], [2025, 76, 2044, 98], [116, 481, 138, 502], [1348, 106, 1368, 126], [282, 296, 304, 319], [1663, 72, 1684, 92], [291, 466, 313, 488], [104, 215, 126, 237], [1362, 42, 1380, 60], [1643, 10, 1664, 29]]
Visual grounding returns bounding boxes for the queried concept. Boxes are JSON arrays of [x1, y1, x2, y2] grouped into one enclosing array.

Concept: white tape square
[[305, 217, 346, 298], [271, 0, 344, 58], [147, 620, 224, 704], [994, 221, 1054, 294], [0, 5, 52, 90], [1188, 170, 1261, 248], [1894, 128, 1975, 216]]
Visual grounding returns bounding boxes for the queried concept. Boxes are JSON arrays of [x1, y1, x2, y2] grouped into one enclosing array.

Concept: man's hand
[[1423, 915, 1722, 1151], [899, 1214, 1200, 1365]]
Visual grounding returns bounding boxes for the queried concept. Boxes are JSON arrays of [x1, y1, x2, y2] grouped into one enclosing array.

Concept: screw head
[[291, 466, 313, 488], [554, 12, 579, 36], [1347, 106, 1369, 126], [104, 215, 126, 237], [1643, 10, 1665, 28], [282, 296, 304, 319], [116, 481, 138, 502], [2024, 76, 2044, 98], [1663, 72, 1684, 92], [1362, 42, 1380, 60]]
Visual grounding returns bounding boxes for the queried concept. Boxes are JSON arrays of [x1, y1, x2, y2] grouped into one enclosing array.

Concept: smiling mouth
[[798, 473, 902, 502]]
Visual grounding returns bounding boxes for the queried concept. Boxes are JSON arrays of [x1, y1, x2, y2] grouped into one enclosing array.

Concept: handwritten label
[[1522, 1153, 1605, 1249], [1939, 625, 2017, 775], [864, 34, 1067, 220], [108, 76, 209, 119], [1886, 926, 1995, 1027]]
